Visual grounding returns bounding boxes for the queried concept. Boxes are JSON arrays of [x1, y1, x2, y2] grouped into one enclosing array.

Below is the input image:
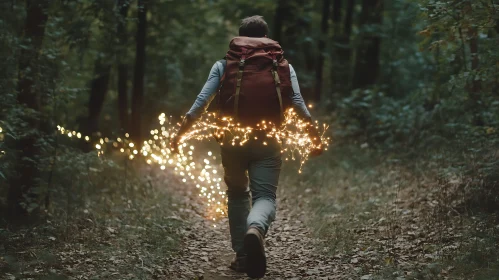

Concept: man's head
[[239, 15, 269, 38]]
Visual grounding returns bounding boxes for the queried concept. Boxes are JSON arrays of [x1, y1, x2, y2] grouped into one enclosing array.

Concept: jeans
[[220, 131, 282, 256]]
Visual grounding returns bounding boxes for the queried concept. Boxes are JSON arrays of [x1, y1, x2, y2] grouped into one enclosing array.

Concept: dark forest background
[[1, 0, 499, 279]]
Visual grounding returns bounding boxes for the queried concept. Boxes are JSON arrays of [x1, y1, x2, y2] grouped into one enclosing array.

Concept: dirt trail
[[164, 175, 345, 280]]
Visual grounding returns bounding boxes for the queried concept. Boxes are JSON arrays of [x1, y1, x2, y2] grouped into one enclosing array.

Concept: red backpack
[[217, 37, 292, 127]]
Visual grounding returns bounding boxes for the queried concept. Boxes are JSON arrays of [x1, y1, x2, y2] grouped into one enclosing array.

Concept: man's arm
[[289, 64, 312, 120], [186, 60, 225, 120], [289, 64, 323, 154], [171, 61, 224, 153]]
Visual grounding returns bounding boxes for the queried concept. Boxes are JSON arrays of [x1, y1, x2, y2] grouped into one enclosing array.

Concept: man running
[[171, 15, 323, 279]]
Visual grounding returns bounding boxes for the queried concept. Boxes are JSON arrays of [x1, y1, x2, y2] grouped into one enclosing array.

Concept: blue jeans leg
[[247, 153, 281, 235], [221, 147, 251, 256], [221, 137, 281, 254]]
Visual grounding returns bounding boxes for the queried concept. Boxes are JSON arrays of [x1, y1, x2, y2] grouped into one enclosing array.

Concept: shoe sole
[[244, 232, 266, 278]]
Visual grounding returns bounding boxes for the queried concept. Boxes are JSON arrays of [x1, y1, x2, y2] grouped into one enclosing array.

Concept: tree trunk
[[352, 0, 383, 89], [462, 1, 481, 124], [130, 0, 147, 146], [332, 0, 353, 98], [468, 25, 483, 125], [8, 0, 49, 220], [332, 0, 342, 35], [118, 66, 128, 132], [87, 59, 111, 137], [273, 0, 286, 43], [117, 0, 130, 133], [493, 20, 499, 96], [314, 0, 331, 102], [468, 27, 480, 95]]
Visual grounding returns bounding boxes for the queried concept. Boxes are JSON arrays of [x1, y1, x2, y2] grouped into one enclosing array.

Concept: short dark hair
[[239, 15, 269, 38]]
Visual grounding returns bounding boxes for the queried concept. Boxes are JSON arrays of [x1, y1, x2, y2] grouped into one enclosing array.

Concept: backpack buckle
[[239, 59, 245, 69]]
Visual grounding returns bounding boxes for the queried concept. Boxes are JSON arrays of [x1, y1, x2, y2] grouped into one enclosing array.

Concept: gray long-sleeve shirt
[[186, 60, 311, 120]]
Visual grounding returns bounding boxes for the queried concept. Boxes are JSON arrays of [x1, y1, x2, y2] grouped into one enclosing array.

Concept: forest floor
[[164, 181, 342, 280], [162, 144, 499, 280], [1, 145, 498, 279]]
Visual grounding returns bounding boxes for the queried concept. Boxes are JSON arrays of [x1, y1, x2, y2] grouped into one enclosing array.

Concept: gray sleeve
[[186, 61, 225, 120], [289, 64, 312, 119]]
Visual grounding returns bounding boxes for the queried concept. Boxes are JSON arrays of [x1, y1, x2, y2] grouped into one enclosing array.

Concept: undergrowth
[[0, 149, 182, 279], [282, 131, 499, 280]]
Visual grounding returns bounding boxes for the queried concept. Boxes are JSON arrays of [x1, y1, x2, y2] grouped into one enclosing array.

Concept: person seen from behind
[[171, 15, 323, 279]]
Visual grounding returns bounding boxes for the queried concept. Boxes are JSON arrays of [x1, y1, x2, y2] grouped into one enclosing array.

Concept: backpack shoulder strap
[[218, 58, 227, 68], [270, 53, 284, 124], [233, 50, 247, 121], [217, 58, 227, 83]]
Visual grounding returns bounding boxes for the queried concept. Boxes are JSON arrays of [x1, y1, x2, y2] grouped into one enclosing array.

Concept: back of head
[[239, 15, 269, 38]]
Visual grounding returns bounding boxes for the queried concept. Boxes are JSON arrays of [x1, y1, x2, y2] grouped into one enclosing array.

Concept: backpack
[[217, 37, 292, 127]]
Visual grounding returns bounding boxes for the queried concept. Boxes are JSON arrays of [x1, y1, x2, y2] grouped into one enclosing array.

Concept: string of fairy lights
[[179, 108, 329, 171], [0, 109, 329, 224]]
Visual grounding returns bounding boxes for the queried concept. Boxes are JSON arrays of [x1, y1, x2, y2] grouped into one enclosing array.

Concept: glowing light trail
[[1, 109, 329, 222]]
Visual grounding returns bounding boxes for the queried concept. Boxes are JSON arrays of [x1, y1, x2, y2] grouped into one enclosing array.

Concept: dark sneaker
[[229, 255, 247, 272], [244, 227, 266, 278]]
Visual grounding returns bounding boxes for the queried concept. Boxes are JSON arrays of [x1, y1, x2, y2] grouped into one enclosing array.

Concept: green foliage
[[1, 152, 181, 278], [0, 2, 498, 278], [336, 89, 426, 145], [335, 0, 499, 151]]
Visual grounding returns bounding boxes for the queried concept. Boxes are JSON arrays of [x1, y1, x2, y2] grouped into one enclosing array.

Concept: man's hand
[[309, 146, 323, 157], [306, 120, 324, 157], [170, 115, 195, 154], [170, 135, 181, 154], [309, 139, 324, 157]]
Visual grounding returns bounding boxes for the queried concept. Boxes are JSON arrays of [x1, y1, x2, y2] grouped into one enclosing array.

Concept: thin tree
[[331, 0, 355, 96], [130, 0, 147, 146], [352, 0, 383, 89], [464, 1, 482, 124], [87, 59, 111, 138], [468, 27, 480, 95], [273, 0, 286, 44], [83, 1, 116, 148], [8, 0, 50, 220], [117, 0, 130, 132], [301, 1, 316, 81], [314, 0, 331, 102], [493, 18, 499, 95], [332, 0, 342, 38]]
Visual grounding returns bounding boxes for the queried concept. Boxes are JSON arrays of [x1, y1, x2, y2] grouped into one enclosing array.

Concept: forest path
[[163, 170, 344, 280]]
